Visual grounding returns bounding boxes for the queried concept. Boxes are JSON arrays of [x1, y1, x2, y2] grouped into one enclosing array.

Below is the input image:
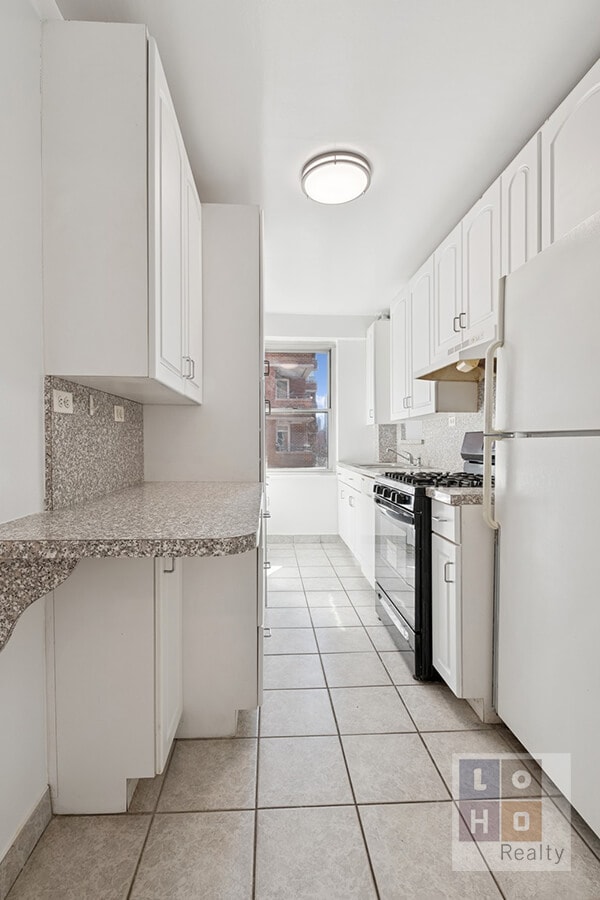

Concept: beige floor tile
[[552, 794, 600, 862], [255, 806, 377, 899], [129, 772, 166, 814], [267, 543, 295, 553], [305, 590, 352, 608], [7, 815, 150, 900], [330, 686, 416, 734], [264, 607, 312, 628], [315, 626, 372, 653], [360, 802, 501, 898], [158, 739, 256, 811], [263, 654, 325, 689], [266, 590, 307, 608], [264, 555, 296, 567], [261, 689, 336, 737], [302, 577, 343, 591], [309, 606, 362, 628], [267, 564, 300, 578], [339, 576, 373, 591], [266, 577, 304, 592], [264, 627, 317, 655], [481, 798, 600, 895], [355, 606, 384, 627], [399, 684, 492, 731], [235, 708, 259, 737], [130, 811, 254, 900], [321, 652, 392, 687], [422, 729, 516, 798], [379, 650, 417, 685], [342, 733, 449, 803], [365, 625, 400, 651], [346, 589, 378, 606], [258, 737, 353, 807], [333, 565, 363, 577], [299, 565, 336, 577]]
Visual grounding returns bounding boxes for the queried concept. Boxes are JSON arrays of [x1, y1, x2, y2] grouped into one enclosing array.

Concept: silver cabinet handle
[[183, 356, 191, 378], [443, 561, 454, 583], [163, 557, 175, 574], [264, 627, 272, 638], [349, 495, 355, 508], [432, 516, 449, 522], [189, 357, 195, 380], [453, 316, 461, 333], [459, 311, 467, 329], [483, 276, 506, 531], [402, 397, 407, 408]]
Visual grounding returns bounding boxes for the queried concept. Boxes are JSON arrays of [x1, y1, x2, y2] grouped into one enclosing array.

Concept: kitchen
[[0, 0, 600, 897]]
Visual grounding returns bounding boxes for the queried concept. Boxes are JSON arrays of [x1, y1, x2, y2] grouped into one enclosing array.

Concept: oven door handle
[[375, 500, 413, 526]]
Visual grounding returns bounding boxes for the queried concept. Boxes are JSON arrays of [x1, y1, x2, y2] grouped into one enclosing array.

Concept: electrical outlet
[[53, 389, 73, 414], [448, 415, 456, 428], [113, 405, 125, 422]]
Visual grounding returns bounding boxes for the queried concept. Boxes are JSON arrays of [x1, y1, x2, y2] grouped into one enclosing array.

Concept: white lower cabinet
[[47, 549, 261, 814], [430, 500, 496, 722], [431, 534, 461, 694], [337, 469, 375, 586]]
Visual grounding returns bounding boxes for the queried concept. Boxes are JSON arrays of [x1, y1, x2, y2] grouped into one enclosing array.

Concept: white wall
[[0, 0, 52, 861], [265, 315, 377, 535]]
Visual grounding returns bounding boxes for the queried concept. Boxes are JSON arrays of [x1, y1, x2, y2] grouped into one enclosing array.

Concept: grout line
[[125, 740, 175, 899]]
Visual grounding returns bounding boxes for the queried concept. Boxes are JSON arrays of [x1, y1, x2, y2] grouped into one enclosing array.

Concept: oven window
[[375, 508, 417, 631]]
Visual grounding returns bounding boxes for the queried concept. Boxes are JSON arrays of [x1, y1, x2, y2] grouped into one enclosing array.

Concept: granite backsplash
[[45, 377, 143, 510], [378, 380, 487, 471]]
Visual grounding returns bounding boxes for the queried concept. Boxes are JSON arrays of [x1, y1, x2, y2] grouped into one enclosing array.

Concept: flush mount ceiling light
[[301, 150, 371, 204]]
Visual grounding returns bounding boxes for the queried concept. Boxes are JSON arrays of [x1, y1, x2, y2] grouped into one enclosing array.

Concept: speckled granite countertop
[[0, 482, 263, 561], [426, 487, 484, 506]]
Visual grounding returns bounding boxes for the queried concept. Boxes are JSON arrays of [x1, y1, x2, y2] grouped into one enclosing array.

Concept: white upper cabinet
[[409, 258, 435, 415], [389, 291, 411, 421], [432, 223, 462, 364], [42, 23, 202, 404], [542, 58, 600, 248], [461, 178, 501, 348], [501, 133, 541, 275], [365, 319, 392, 424]]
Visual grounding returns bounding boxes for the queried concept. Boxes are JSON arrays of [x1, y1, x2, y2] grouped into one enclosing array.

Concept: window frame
[[265, 343, 335, 473]]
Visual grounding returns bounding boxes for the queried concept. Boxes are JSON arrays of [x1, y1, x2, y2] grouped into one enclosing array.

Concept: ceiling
[[56, 0, 600, 316]]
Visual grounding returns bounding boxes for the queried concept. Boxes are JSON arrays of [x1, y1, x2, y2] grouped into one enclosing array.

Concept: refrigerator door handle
[[482, 277, 506, 531]]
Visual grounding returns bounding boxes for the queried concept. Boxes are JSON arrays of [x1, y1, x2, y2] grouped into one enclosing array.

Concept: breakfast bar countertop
[[0, 481, 264, 561]]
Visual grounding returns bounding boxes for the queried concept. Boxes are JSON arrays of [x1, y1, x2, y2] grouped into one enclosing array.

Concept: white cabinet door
[[338, 481, 350, 548], [365, 323, 375, 425], [356, 481, 375, 586], [542, 58, 600, 249], [409, 256, 434, 415], [155, 557, 183, 774], [149, 39, 186, 395], [431, 534, 461, 695], [462, 179, 501, 344], [432, 223, 462, 363], [389, 291, 410, 421], [501, 133, 541, 275], [183, 163, 203, 402]]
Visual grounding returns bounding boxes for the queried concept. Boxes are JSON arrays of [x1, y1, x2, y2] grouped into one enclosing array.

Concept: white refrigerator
[[485, 211, 600, 836]]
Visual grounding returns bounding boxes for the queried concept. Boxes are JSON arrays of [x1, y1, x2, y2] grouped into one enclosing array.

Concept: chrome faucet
[[386, 447, 422, 467]]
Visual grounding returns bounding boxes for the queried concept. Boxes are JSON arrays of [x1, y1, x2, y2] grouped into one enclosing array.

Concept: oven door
[[374, 499, 417, 633]]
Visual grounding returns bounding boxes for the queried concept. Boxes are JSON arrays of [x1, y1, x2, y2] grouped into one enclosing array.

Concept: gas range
[[373, 471, 483, 513]]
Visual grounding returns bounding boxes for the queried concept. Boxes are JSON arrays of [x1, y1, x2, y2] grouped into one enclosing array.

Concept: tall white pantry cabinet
[[42, 22, 202, 405]]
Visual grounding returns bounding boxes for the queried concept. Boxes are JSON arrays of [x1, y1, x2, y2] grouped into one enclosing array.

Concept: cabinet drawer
[[430, 500, 460, 543], [337, 467, 362, 490]]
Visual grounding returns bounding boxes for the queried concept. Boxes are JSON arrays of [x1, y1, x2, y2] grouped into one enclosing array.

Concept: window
[[275, 378, 290, 399], [265, 349, 331, 470]]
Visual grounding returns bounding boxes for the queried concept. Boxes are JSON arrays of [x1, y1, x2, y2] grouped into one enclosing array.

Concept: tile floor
[[7, 536, 600, 899]]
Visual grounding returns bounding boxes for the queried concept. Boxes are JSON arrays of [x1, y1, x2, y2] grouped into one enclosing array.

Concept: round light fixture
[[301, 150, 371, 204]]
